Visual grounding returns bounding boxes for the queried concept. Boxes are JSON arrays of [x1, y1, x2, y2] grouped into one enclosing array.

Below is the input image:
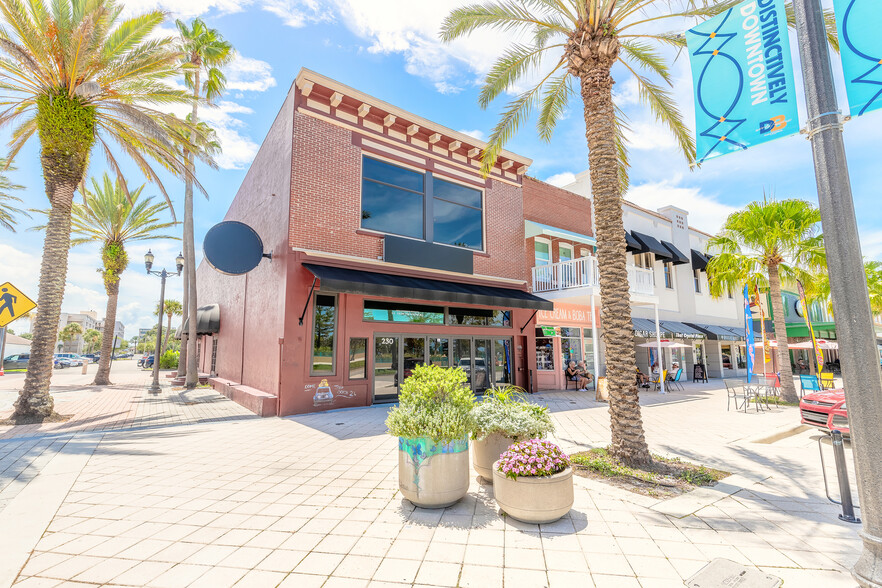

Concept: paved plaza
[[0, 370, 864, 587]]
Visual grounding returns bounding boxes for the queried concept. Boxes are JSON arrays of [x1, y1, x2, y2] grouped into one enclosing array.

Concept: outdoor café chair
[[653, 369, 668, 391], [820, 371, 836, 390], [667, 368, 685, 391], [564, 369, 579, 390], [725, 378, 762, 412], [753, 375, 778, 409], [800, 375, 822, 398]]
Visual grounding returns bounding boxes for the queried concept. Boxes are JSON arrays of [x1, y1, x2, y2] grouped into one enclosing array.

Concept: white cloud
[[545, 172, 576, 187], [859, 230, 882, 261], [457, 129, 485, 141], [261, 0, 334, 27], [625, 122, 678, 151], [625, 180, 737, 235], [162, 100, 259, 170], [120, 0, 247, 18], [226, 55, 277, 93]]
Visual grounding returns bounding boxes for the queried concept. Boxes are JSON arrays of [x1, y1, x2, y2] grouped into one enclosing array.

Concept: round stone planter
[[398, 437, 469, 508], [472, 433, 518, 482], [491, 462, 574, 524]]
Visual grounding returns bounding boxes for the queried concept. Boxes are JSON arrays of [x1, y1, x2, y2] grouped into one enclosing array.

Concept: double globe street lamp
[[145, 250, 184, 394]]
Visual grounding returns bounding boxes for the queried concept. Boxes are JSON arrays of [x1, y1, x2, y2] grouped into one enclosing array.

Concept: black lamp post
[[146, 250, 184, 394]]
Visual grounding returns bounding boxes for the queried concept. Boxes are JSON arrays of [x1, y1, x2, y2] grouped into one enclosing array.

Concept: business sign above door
[[686, 0, 799, 163], [536, 302, 598, 326]]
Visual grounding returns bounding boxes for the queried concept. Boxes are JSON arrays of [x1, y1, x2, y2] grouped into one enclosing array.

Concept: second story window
[[664, 263, 674, 289], [634, 252, 653, 269], [534, 240, 551, 266], [361, 156, 484, 251], [693, 269, 702, 294]]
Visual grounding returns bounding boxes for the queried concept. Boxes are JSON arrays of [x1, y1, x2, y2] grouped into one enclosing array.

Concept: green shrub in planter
[[386, 364, 475, 443], [159, 350, 179, 370], [472, 385, 554, 441]]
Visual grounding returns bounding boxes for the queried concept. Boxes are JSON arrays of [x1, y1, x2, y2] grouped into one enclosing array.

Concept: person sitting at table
[[565, 360, 591, 391], [636, 367, 650, 388], [576, 361, 594, 389]]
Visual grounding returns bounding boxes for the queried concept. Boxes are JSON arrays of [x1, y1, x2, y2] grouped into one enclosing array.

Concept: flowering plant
[[496, 439, 570, 480], [386, 364, 475, 443], [472, 385, 554, 441]]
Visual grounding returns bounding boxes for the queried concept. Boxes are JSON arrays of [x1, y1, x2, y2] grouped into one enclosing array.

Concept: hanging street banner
[[744, 284, 756, 382], [686, 0, 799, 163], [833, 0, 882, 117]]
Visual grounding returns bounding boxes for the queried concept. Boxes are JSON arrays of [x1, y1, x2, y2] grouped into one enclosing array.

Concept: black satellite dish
[[203, 221, 271, 275]]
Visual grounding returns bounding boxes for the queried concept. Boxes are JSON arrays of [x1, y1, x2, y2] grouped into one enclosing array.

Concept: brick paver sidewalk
[[0, 382, 863, 588]]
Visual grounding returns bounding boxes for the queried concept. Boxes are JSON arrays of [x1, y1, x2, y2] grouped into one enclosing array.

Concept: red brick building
[[195, 69, 554, 416]]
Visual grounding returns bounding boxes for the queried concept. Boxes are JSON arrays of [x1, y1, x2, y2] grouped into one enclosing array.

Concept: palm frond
[[440, 0, 571, 43]]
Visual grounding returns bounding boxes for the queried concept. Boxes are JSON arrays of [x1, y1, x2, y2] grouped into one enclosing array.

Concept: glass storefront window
[[736, 345, 747, 369], [583, 338, 595, 373], [312, 294, 336, 375], [363, 300, 444, 323], [349, 338, 367, 379], [536, 337, 554, 370], [721, 344, 733, 369], [429, 338, 449, 367], [447, 308, 511, 327], [494, 339, 512, 385], [561, 336, 581, 368]]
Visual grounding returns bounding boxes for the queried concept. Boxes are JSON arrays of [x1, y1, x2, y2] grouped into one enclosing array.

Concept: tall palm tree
[[0, 158, 24, 231], [707, 197, 825, 403], [440, 0, 732, 466], [175, 18, 233, 389], [155, 299, 182, 356], [82, 328, 101, 353], [0, 0, 213, 421], [68, 174, 177, 385]]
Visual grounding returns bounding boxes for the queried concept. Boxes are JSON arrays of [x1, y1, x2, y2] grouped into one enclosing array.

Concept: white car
[[54, 353, 85, 367]]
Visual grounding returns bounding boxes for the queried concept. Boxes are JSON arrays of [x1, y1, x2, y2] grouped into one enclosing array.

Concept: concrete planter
[[472, 433, 518, 482], [492, 462, 574, 524], [398, 437, 469, 508]]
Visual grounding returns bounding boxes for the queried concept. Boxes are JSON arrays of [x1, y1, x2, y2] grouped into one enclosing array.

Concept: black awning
[[633, 317, 670, 336], [661, 241, 689, 265], [691, 249, 710, 271], [630, 231, 672, 259], [625, 231, 642, 253], [659, 321, 705, 339], [304, 264, 553, 310], [180, 304, 220, 336], [686, 322, 742, 341]]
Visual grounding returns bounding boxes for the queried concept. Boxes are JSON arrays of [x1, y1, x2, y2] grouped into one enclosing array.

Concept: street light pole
[[792, 1, 882, 585], [145, 250, 184, 395]]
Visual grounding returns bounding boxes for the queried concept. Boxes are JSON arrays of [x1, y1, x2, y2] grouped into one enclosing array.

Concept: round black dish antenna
[[203, 221, 271, 275]]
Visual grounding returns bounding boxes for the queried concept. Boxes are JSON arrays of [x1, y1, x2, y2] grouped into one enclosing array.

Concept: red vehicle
[[800, 389, 849, 435]]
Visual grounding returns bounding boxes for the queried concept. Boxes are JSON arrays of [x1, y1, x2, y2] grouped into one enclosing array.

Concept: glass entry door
[[373, 334, 513, 402]]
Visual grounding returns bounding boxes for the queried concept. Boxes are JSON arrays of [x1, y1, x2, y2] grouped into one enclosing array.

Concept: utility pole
[[792, 1, 882, 585]]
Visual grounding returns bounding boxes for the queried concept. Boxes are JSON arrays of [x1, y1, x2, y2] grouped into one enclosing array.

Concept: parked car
[[54, 353, 85, 367], [53, 356, 72, 369], [140, 354, 155, 369], [3, 354, 29, 370], [800, 389, 848, 436], [82, 354, 100, 363]]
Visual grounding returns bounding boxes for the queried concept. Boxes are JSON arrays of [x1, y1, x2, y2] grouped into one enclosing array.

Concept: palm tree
[[82, 328, 101, 354], [0, 158, 25, 231], [707, 197, 825, 403], [0, 0, 213, 421], [67, 174, 177, 385], [176, 18, 233, 389], [808, 260, 882, 318], [58, 322, 83, 352], [155, 299, 183, 356]]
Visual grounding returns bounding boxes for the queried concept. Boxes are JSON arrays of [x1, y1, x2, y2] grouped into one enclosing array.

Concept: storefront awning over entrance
[[661, 241, 689, 265], [630, 231, 673, 260], [625, 231, 642, 253], [304, 264, 554, 310], [180, 304, 220, 336], [685, 323, 741, 341], [633, 317, 667, 337], [659, 321, 705, 339], [525, 220, 596, 247]]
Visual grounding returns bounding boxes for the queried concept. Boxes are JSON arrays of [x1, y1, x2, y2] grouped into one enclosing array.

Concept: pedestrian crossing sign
[[0, 282, 36, 328]]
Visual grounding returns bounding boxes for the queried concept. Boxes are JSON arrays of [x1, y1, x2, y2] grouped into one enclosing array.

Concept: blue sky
[[2, 0, 880, 337]]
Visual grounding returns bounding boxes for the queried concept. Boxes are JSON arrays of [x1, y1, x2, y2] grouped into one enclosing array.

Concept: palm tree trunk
[[11, 185, 78, 420], [93, 282, 119, 385], [768, 263, 798, 402], [161, 314, 172, 355], [178, 239, 188, 378], [578, 64, 651, 466], [184, 69, 200, 389]]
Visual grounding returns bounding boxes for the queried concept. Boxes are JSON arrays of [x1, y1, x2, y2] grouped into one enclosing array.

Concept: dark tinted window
[[312, 294, 336, 374], [447, 308, 511, 327], [361, 181, 424, 239], [362, 157, 424, 193], [363, 300, 444, 323], [434, 178, 481, 208], [433, 199, 483, 250]]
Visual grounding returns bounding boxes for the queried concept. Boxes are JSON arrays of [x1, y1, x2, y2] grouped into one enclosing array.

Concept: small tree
[[83, 329, 102, 354], [155, 300, 183, 356], [58, 323, 84, 352]]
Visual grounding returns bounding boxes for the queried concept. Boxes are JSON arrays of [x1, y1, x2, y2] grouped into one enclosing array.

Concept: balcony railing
[[532, 256, 655, 296]]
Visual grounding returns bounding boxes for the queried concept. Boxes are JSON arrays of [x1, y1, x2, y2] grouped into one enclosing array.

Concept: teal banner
[[834, 0, 882, 117], [686, 0, 799, 163]]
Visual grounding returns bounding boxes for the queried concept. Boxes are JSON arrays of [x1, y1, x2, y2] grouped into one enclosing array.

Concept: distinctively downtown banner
[[686, 0, 799, 163], [833, 0, 882, 117]]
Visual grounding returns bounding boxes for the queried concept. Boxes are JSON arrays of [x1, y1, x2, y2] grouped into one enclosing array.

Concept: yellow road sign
[[0, 282, 36, 328]]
